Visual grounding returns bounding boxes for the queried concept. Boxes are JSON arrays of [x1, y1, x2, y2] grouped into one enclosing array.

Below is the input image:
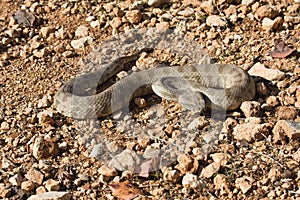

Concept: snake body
[[53, 28, 255, 119]]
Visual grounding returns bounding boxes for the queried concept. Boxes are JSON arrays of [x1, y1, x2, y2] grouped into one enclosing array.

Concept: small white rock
[[71, 36, 93, 49], [182, 174, 201, 189], [75, 25, 89, 37], [248, 62, 285, 81]]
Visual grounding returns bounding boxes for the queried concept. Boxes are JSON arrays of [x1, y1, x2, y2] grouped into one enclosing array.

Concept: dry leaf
[[109, 180, 142, 200], [268, 40, 295, 58], [13, 10, 37, 26]]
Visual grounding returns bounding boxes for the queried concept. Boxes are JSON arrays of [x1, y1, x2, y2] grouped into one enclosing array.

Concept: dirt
[[0, 0, 300, 199]]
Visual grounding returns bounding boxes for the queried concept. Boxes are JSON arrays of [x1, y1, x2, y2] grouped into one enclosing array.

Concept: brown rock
[[214, 174, 230, 195], [32, 137, 59, 160], [98, 164, 118, 177], [148, 0, 169, 7], [283, 96, 295, 106], [25, 167, 45, 185], [134, 98, 147, 108], [0, 121, 10, 131], [126, 10, 142, 24], [266, 96, 279, 107], [40, 26, 55, 38], [110, 17, 122, 29], [200, 162, 220, 178], [273, 120, 300, 142], [221, 118, 238, 133], [235, 176, 253, 194], [233, 123, 270, 142], [240, 101, 261, 117], [256, 5, 278, 19], [261, 17, 283, 31], [200, 0, 216, 14], [275, 106, 297, 120], [256, 82, 268, 96], [45, 179, 60, 191], [36, 186, 47, 194], [162, 167, 181, 183], [9, 174, 23, 186], [21, 180, 36, 191], [175, 154, 199, 174], [210, 153, 231, 166]]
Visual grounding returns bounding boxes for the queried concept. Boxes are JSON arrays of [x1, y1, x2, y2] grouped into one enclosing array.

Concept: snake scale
[[53, 28, 256, 119]]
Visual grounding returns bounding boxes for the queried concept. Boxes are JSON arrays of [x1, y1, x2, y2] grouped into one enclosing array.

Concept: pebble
[[275, 106, 297, 120], [162, 167, 180, 183], [177, 8, 194, 17], [210, 153, 231, 166], [261, 17, 283, 31], [241, 0, 255, 5], [32, 136, 59, 160], [90, 20, 100, 28], [248, 62, 285, 81], [37, 95, 52, 108], [214, 174, 230, 195], [40, 26, 55, 38], [206, 15, 227, 27], [273, 120, 300, 141], [75, 25, 89, 37], [36, 186, 47, 194], [134, 98, 147, 108], [25, 167, 45, 185], [266, 96, 279, 107], [5, 25, 22, 38], [37, 110, 55, 127], [33, 47, 52, 58], [126, 10, 142, 24], [8, 174, 23, 186], [62, 50, 75, 58], [200, 0, 215, 14], [70, 36, 93, 49], [27, 191, 71, 200], [232, 123, 270, 142], [1, 121, 10, 131], [240, 101, 261, 117], [98, 164, 118, 177], [256, 5, 278, 19], [21, 180, 36, 191], [148, 0, 168, 7], [175, 153, 199, 174], [200, 162, 220, 178], [108, 149, 141, 171], [111, 17, 122, 29], [182, 174, 201, 189], [235, 176, 253, 194], [45, 179, 60, 191]]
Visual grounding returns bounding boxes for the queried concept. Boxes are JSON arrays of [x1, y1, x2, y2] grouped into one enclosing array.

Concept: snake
[[53, 28, 256, 119]]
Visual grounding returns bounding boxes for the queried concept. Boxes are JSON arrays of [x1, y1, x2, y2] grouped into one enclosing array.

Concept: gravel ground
[[0, 0, 300, 199]]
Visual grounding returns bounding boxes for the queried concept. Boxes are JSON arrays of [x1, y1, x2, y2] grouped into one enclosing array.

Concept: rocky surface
[[0, 0, 299, 199]]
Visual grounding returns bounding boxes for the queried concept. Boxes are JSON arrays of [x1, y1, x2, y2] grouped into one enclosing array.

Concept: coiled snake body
[[53, 29, 255, 119]]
